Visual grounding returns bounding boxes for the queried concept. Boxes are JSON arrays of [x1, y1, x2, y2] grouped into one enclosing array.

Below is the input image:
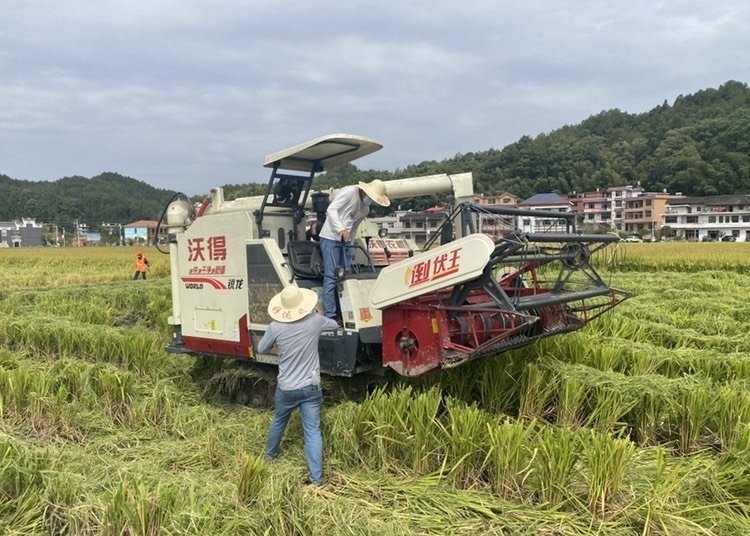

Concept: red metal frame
[[182, 314, 252, 359]]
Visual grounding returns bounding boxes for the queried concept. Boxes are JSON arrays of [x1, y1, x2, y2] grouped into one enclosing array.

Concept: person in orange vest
[[133, 250, 150, 280]]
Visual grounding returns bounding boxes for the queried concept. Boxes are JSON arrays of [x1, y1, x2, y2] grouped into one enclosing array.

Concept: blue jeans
[[319, 237, 353, 319], [265, 384, 324, 484]]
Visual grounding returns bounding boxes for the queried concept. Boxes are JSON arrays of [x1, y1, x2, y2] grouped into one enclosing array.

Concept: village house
[[123, 220, 162, 245], [517, 193, 573, 234], [0, 218, 43, 247], [663, 195, 750, 242]]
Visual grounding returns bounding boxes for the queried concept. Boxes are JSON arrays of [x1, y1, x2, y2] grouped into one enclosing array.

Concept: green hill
[[320, 80, 750, 205], [0, 172, 176, 232]]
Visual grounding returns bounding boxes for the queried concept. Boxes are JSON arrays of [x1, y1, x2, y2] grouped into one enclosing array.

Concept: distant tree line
[[2, 81, 749, 227], [0, 172, 176, 232]]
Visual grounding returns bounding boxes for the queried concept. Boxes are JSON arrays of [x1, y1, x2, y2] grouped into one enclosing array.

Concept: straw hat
[[268, 286, 319, 323], [358, 179, 391, 207]]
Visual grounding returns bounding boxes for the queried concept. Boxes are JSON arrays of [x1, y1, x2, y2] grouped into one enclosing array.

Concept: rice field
[[0, 244, 748, 535]]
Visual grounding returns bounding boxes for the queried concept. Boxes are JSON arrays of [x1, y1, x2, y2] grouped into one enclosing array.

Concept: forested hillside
[[0, 172, 175, 231], [319, 80, 750, 206], [2, 81, 749, 223]]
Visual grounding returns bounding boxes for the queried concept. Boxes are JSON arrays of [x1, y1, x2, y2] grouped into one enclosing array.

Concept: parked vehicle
[[721, 235, 737, 242], [624, 235, 642, 243]]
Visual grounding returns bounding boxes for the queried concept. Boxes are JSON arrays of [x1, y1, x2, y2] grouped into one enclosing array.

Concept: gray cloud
[[1, 0, 748, 194]]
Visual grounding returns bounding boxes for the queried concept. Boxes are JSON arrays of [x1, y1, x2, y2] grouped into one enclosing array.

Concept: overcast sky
[[1, 1, 748, 195]]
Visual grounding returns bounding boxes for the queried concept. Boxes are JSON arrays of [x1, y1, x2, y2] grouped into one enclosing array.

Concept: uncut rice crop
[[0, 246, 170, 288], [601, 242, 750, 274]]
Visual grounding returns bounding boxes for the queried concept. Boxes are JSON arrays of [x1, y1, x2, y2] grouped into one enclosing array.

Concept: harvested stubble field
[[0, 244, 748, 535]]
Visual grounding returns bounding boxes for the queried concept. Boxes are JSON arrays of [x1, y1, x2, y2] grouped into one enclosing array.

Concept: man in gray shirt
[[258, 285, 338, 486]]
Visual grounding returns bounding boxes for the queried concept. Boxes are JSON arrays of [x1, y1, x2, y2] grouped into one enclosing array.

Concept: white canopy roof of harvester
[[263, 133, 383, 172]]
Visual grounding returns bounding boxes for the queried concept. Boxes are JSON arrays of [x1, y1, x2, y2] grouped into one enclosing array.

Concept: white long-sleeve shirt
[[318, 185, 369, 241]]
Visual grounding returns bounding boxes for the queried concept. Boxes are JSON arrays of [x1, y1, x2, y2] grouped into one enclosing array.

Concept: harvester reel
[[560, 242, 591, 270]]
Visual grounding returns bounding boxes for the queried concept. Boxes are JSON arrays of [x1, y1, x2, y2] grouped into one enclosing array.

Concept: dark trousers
[[133, 271, 146, 280]]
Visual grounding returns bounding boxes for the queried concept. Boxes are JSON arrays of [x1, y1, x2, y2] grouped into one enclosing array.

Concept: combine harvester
[[159, 134, 630, 403]]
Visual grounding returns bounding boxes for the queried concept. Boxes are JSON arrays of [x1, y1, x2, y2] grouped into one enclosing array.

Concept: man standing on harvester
[[317, 179, 390, 320]]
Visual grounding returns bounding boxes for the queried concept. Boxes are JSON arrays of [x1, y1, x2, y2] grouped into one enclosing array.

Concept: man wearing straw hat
[[318, 179, 391, 320], [258, 285, 339, 486]]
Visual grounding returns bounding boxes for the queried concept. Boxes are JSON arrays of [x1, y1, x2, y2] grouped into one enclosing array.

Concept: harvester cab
[[161, 133, 631, 398]]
